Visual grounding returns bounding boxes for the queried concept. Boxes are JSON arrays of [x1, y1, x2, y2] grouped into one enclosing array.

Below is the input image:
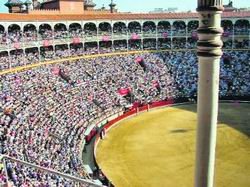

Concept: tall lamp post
[[195, 1, 224, 187]]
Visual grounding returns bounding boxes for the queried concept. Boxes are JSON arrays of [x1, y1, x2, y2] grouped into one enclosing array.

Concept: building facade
[[0, 12, 249, 51]]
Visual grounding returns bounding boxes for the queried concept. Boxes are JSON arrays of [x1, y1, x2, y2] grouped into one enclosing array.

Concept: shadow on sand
[[172, 102, 250, 137]]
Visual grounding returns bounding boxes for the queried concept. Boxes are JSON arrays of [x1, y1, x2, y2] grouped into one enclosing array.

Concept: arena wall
[[92, 98, 250, 185]]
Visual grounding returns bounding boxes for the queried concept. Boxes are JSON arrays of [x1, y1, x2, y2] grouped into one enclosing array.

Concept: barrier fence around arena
[[89, 98, 250, 186], [1, 48, 250, 76], [83, 99, 179, 146], [88, 99, 189, 186], [83, 96, 250, 152]]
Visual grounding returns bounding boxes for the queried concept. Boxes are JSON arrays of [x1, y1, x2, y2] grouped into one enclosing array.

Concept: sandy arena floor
[[96, 103, 250, 187]]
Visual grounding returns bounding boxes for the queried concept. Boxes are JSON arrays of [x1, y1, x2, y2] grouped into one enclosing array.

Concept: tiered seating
[[0, 51, 250, 186], [0, 52, 177, 186]]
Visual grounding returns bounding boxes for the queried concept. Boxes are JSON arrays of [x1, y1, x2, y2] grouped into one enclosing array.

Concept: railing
[[0, 155, 103, 187], [112, 34, 127, 40], [1, 48, 250, 76], [0, 31, 249, 52]]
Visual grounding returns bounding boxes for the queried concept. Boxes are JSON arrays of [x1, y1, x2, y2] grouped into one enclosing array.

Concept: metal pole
[[248, 29, 250, 48], [232, 23, 235, 49], [1, 155, 102, 186], [2, 158, 9, 185], [195, 1, 224, 187]]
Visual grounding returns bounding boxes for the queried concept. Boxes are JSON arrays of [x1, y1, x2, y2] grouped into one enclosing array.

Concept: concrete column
[[195, 0, 224, 187], [232, 24, 235, 49], [111, 24, 114, 52], [97, 24, 100, 54], [38, 47, 41, 62], [22, 49, 26, 66], [185, 20, 188, 48], [170, 23, 173, 49], [127, 39, 129, 52], [156, 24, 158, 50], [248, 28, 250, 48]]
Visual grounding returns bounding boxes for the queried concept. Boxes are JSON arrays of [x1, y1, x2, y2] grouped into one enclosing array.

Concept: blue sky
[[0, 0, 249, 13]]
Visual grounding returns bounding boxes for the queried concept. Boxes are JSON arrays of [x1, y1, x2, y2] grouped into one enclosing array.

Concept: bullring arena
[[0, 0, 250, 186], [96, 102, 250, 187]]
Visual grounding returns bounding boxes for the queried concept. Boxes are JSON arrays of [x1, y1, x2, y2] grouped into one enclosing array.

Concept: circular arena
[[96, 102, 250, 187], [0, 0, 250, 186]]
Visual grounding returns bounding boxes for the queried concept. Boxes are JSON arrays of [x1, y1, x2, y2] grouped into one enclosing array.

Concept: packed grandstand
[[0, 0, 250, 186]]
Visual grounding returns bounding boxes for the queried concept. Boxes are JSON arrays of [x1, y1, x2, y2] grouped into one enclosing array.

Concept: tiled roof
[[0, 11, 249, 21]]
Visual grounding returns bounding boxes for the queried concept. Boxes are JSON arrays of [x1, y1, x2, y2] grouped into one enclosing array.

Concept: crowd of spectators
[[84, 24, 97, 37], [172, 38, 186, 49], [157, 22, 171, 35], [23, 25, 37, 42], [113, 41, 127, 51], [7, 29, 22, 44], [234, 20, 249, 35], [0, 52, 177, 186], [113, 23, 127, 35], [0, 29, 7, 46], [172, 21, 186, 36], [69, 24, 83, 38], [0, 19, 249, 47], [0, 19, 249, 186], [0, 49, 40, 70], [143, 23, 156, 35], [0, 20, 249, 57], [0, 52, 9, 70], [143, 39, 156, 50], [187, 21, 199, 34], [0, 37, 249, 71], [0, 49, 250, 186]]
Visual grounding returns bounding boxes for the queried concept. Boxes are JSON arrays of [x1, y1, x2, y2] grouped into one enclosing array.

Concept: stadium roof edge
[[0, 11, 250, 21]]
